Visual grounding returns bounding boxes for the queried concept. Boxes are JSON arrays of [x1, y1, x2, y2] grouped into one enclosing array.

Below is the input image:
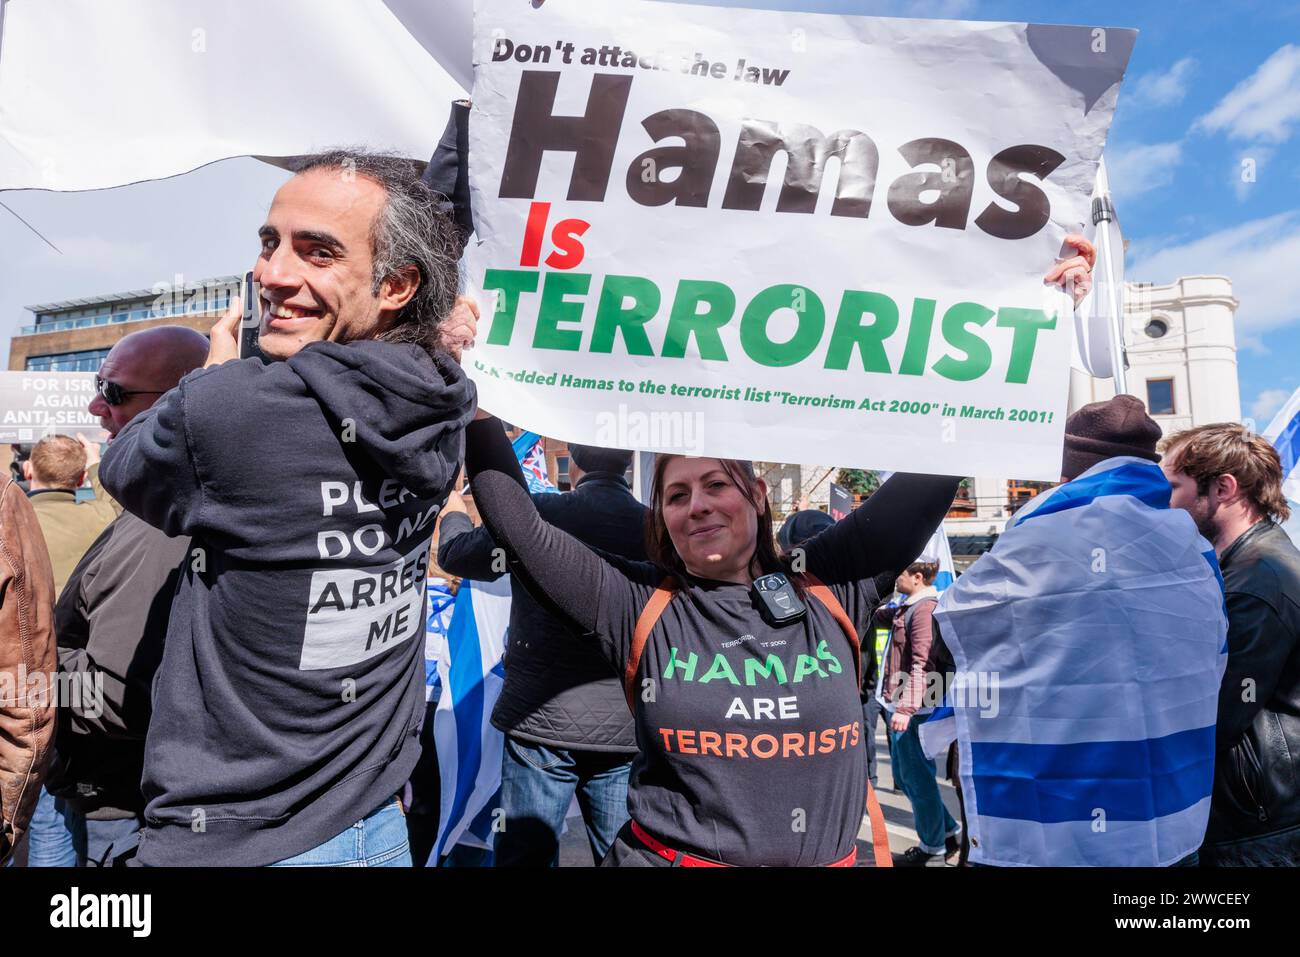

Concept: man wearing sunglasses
[[86, 325, 209, 438], [43, 325, 209, 866]]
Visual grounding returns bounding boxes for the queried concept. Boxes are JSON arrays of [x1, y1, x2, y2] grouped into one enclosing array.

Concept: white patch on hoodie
[[299, 539, 431, 670]]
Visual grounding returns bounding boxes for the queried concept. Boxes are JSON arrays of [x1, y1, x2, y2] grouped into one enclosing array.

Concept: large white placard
[[465, 0, 1134, 478], [0, 372, 103, 443]]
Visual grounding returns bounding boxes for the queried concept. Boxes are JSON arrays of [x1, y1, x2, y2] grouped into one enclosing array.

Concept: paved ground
[[558, 722, 961, 866]]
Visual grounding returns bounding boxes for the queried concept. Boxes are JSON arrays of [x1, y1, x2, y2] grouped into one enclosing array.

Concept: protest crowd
[[0, 129, 1296, 871], [2, 0, 1298, 878]]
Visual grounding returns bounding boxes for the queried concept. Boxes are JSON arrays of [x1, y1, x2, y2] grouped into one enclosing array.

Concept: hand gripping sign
[[465, 0, 1134, 478]]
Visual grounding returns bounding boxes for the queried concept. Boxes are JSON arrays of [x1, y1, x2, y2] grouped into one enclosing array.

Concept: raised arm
[[464, 415, 645, 636], [437, 505, 507, 583], [804, 473, 960, 585]]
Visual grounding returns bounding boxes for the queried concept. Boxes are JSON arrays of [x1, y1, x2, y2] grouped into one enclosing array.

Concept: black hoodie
[[100, 339, 474, 866]]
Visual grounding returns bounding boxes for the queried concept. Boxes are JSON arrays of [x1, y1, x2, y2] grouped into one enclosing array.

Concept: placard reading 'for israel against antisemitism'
[[465, 0, 1135, 478], [0, 372, 104, 443]]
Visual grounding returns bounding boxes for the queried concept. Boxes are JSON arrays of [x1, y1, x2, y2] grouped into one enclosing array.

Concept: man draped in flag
[[926, 396, 1227, 866]]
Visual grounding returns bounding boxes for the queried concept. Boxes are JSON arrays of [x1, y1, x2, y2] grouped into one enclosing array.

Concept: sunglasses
[[96, 376, 165, 407]]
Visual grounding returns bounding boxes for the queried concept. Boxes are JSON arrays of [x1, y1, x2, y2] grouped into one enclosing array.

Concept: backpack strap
[[864, 782, 893, 867], [623, 580, 676, 711], [798, 573, 861, 688], [902, 595, 939, 633], [799, 575, 891, 867]]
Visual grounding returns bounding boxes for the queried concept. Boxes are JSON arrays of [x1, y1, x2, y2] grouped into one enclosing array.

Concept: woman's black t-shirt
[[602, 569, 879, 865], [464, 418, 959, 866]]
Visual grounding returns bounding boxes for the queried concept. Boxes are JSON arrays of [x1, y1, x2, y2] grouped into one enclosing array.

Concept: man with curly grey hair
[[99, 148, 479, 867], [238, 150, 467, 362]]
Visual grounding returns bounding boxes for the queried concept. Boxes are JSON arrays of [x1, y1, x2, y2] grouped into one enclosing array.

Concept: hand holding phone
[[239, 270, 265, 360], [205, 297, 243, 369]]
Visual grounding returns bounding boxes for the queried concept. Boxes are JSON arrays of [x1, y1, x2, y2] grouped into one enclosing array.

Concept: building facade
[[8, 277, 237, 373], [4, 277, 234, 473]]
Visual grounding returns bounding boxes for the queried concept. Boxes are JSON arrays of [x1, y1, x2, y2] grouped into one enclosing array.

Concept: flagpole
[[1092, 162, 1129, 395]]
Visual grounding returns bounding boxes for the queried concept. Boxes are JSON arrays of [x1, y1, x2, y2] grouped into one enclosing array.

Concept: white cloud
[[1105, 141, 1183, 201], [1128, 212, 1300, 334], [1251, 388, 1292, 422], [1196, 44, 1300, 143], [1129, 57, 1196, 107]]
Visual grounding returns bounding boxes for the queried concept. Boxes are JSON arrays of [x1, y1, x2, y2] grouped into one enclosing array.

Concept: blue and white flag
[[430, 576, 511, 863], [926, 457, 1227, 867], [1263, 386, 1300, 506], [423, 577, 457, 703], [917, 524, 956, 592]]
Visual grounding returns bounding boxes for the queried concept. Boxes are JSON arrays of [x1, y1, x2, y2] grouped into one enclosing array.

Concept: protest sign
[[0, 372, 104, 443], [828, 482, 852, 521], [465, 0, 1134, 478]]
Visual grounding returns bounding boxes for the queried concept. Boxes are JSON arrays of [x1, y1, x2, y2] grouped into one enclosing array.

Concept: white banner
[[0, 371, 104, 443], [465, 0, 1134, 479], [0, 0, 465, 191]]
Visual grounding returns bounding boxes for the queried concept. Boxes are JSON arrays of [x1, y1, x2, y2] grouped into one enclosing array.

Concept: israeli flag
[[1070, 156, 1124, 378], [423, 577, 457, 703], [1262, 386, 1300, 506], [927, 457, 1227, 866], [917, 524, 957, 592], [430, 576, 511, 863]]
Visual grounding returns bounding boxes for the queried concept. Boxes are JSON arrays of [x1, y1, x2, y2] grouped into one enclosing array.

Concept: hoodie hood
[[288, 339, 476, 498]]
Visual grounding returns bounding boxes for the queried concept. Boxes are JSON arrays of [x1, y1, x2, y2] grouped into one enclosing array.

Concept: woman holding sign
[[455, 240, 1092, 867]]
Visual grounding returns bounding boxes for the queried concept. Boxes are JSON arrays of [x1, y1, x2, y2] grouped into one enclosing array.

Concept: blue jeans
[[83, 816, 144, 867], [22, 788, 82, 867], [862, 697, 883, 788], [495, 735, 631, 867], [888, 713, 957, 853], [270, 800, 411, 867]]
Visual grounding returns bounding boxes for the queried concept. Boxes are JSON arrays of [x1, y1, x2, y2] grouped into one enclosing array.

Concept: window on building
[[25, 348, 111, 373], [556, 455, 571, 491], [1146, 378, 1175, 415]]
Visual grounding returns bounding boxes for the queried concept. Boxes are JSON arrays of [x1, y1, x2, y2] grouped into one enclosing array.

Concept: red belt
[[630, 820, 857, 868]]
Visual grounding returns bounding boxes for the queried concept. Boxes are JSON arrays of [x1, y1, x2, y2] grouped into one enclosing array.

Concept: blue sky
[[2, 0, 1297, 422]]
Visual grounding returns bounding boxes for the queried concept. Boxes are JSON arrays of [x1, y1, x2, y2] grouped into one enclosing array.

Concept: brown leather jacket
[[0, 474, 57, 862]]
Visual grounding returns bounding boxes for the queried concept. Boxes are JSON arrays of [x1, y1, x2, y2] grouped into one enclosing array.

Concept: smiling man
[[99, 151, 478, 867]]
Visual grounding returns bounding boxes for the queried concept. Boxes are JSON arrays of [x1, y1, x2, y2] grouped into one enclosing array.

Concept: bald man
[[88, 325, 211, 439], [42, 325, 209, 866]]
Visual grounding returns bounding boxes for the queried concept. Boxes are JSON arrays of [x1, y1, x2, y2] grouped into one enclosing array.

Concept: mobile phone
[[240, 270, 266, 362]]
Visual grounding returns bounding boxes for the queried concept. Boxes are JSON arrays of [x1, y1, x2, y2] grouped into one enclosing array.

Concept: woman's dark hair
[[645, 454, 782, 582]]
